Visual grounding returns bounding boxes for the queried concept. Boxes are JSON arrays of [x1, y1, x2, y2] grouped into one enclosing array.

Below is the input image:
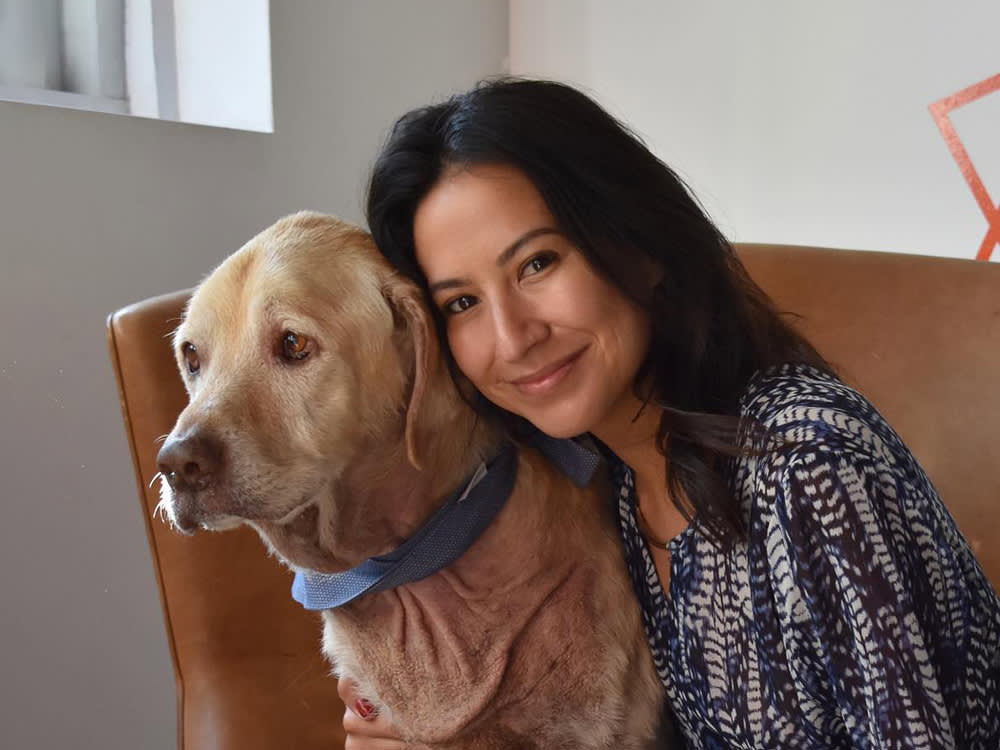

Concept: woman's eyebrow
[[494, 227, 560, 267], [428, 227, 561, 294]]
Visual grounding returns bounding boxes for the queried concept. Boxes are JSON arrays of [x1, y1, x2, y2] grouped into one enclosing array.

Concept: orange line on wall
[[929, 73, 1000, 261]]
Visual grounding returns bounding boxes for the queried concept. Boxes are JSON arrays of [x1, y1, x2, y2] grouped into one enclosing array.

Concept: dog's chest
[[319, 563, 624, 746]]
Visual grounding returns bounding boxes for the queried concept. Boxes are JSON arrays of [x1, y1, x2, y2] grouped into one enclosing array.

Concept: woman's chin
[[535, 424, 584, 440], [518, 404, 596, 440]]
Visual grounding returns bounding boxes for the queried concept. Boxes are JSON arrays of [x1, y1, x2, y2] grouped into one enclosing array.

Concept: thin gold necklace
[[635, 501, 673, 551]]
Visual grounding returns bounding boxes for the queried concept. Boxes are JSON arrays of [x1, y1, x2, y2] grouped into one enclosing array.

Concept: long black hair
[[366, 77, 830, 545]]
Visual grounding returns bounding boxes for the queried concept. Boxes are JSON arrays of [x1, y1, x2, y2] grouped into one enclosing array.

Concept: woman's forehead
[[413, 164, 558, 273]]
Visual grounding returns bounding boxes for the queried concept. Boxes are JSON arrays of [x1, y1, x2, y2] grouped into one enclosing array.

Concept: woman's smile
[[508, 346, 588, 395]]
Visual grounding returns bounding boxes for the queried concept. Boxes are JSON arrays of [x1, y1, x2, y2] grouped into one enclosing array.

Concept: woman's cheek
[[447, 324, 488, 388]]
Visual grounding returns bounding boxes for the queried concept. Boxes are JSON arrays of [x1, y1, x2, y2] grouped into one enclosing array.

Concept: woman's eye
[[281, 331, 312, 361], [520, 252, 556, 278], [445, 295, 478, 315], [182, 342, 200, 374]]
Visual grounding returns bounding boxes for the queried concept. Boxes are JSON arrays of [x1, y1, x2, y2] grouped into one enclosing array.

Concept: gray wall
[[0, 3, 507, 747]]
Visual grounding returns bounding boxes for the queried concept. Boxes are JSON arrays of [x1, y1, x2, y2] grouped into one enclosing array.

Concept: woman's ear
[[382, 275, 439, 470]]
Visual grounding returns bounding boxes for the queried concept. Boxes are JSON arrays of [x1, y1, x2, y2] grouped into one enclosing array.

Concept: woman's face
[[413, 163, 652, 440]]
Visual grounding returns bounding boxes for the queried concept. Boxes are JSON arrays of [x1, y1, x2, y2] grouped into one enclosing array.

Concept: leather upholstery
[[106, 245, 1000, 749]]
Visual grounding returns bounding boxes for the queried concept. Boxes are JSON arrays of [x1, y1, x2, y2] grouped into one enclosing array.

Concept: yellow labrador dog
[[156, 212, 666, 748]]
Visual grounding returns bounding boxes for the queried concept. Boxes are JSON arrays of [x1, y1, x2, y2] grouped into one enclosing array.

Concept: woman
[[341, 78, 1000, 748]]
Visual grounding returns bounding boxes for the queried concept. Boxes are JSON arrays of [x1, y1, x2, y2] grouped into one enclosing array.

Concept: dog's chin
[[157, 479, 319, 537], [170, 507, 251, 535], [200, 515, 244, 532]]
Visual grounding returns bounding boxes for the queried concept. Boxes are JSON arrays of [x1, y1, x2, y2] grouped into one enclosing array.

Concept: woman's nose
[[492, 299, 548, 362]]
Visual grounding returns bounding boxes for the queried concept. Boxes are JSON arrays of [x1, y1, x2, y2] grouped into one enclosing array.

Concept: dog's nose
[[157, 431, 224, 491]]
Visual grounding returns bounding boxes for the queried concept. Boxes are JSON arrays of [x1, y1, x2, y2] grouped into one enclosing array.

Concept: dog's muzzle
[[157, 429, 226, 532]]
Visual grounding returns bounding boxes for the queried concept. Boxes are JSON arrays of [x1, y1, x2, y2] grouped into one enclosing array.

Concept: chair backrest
[[106, 245, 1000, 749], [107, 291, 345, 750]]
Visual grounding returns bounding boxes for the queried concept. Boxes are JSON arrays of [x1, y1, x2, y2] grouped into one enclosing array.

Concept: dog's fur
[[157, 212, 666, 748]]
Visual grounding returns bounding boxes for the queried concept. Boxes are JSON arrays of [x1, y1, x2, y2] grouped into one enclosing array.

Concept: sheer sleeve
[[769, 440, 996, 748]]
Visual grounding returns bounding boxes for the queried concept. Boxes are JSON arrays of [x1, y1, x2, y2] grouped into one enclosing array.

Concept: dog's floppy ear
[[383, 275, 439, 471]]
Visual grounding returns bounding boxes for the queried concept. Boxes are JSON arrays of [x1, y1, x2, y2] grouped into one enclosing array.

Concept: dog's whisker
[[162, 323, 182, 340], [152, 497, 171, 523], [148, 471, 164, 489], [154, 433, 170, 445], [283, 663, 314, 690]]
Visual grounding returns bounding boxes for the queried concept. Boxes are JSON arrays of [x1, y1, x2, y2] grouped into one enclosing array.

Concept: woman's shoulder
[[741, 362, 865, 421], [738, 362, 903, 462]]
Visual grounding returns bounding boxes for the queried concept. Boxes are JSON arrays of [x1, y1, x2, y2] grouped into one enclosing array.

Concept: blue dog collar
[[291, 434, 600, 610]]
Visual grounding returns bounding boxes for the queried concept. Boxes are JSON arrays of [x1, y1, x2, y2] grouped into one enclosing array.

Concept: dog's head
[[155, 212, 442, 566]]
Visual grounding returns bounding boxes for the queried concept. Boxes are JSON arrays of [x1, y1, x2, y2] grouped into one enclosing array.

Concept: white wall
[[0, 2, 507, 748], [510, 0, 1000, 260]]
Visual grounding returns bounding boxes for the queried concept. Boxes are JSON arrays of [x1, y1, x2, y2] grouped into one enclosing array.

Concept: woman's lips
[[511, 347, 587, 395]]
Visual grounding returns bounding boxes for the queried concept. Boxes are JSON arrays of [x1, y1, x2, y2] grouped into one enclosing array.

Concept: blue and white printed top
[[611, 363, 1000, 749]]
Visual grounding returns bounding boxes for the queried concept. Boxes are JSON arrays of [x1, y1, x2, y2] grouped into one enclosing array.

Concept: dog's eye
[[182, 342, 200, 374], [281, 331, 311, 361]]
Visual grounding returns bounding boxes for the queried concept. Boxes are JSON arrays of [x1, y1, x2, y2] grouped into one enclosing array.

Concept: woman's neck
[[592, 393, 690, 544], [591, 396, 667, 504]]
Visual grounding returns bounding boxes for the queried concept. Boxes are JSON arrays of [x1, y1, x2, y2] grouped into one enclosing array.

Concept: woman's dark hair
[[366, 77, 830, 545]]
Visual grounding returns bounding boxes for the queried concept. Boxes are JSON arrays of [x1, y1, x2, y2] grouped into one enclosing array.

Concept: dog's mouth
[[155, 482, 220, 535], [155, 474, 318, 536]]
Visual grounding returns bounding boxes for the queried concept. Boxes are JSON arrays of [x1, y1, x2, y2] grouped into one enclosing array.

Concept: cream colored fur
[[159, 212, 666, 748]]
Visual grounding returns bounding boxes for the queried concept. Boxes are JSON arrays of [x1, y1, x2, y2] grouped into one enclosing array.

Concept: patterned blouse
[[610, 363, 1000, 749]]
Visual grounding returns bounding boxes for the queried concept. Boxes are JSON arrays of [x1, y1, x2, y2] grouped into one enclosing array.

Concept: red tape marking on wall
[[929, 73, 1000, 261]]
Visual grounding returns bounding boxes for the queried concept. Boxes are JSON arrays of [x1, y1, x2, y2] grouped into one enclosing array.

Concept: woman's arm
[[773, 443, 999, 748]]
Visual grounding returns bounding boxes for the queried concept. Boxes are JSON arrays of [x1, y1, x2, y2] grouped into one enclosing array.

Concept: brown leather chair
[[107, 245, 1000, 750]]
